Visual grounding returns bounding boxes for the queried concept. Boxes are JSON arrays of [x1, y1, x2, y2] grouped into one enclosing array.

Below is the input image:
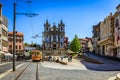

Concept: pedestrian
[[22, 55, 25, 61], [68, 56, 70, 62], [49, 56, 52, 62], [70, 56, 72, 62], [41, 58, 44, 63], [61, 56, 63, 61], [53, 56, 56, 62]]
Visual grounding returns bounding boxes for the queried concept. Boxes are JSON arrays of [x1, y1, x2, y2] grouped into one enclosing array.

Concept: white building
[[0, 3, 8, 53]]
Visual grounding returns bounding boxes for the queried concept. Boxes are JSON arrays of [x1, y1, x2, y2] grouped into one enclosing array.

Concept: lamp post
[[13, 1, 38, 71]]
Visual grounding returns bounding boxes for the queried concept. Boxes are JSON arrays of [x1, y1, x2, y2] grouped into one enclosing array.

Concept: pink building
[[8, 32, 24, 55]]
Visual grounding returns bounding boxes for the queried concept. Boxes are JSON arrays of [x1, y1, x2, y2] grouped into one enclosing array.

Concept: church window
[[47, 35, 48, 38], [61, 35, 63, 38], [61, 27, 63, 31], [61, 42, 63, 46], [46, 27, 48, 31], [47, 43, 48, 47], [53, 34, 56, 41]]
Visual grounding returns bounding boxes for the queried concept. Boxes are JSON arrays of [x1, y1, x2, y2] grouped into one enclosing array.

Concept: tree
[[70, 35, 81, 53], [24, 42, 30, 46]]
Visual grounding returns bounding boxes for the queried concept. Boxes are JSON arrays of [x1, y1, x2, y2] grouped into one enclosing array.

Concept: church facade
[[42, 20, 65, 50]]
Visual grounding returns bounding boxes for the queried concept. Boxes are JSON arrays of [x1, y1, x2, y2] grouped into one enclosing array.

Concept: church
[[42, 20, 66, 50]]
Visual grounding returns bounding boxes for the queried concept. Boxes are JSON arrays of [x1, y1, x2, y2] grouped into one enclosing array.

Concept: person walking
[[70, 56, 72, 62], [61, 56, 63, 61]]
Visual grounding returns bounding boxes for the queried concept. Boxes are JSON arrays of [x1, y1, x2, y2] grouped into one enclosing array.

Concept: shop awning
[[0, 51, 5, 54], [4, 53, 12, 56]]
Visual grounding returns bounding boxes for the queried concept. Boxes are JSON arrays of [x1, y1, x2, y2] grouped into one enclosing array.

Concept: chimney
[[0, 3, 2, 17]]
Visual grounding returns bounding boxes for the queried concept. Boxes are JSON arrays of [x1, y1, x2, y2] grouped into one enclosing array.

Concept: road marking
[[0, 63, 25, 79]]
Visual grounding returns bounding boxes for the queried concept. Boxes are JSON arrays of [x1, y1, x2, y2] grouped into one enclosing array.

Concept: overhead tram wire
[[13, 0, 33, 45], [16, 0, 37, 42], [27, 0, 36, 42]]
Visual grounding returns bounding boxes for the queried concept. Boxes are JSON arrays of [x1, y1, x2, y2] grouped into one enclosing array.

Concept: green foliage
[[70, 35, 81, 53], [24, 42, 30, 46], [29, 51, 32, 55], [24, 42, 41, 50], [70, 53, 77, 56]]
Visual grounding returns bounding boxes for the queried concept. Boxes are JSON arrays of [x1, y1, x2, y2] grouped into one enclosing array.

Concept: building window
[[19, 41, 22, 43], [16, 45, 17, 49], [47, 35, 48, 38], [47, 43, 48, 47], [2, 40, 7, 47], [19, 46, 21, 49], [2, 29, 7, 37], [61, 35, 63, 38], [46, 27, 48, 31], [53, 34, 56, 41], [61, 42, 63, 46], [61, 27, 63, 31], [9, 45, 12, 49]]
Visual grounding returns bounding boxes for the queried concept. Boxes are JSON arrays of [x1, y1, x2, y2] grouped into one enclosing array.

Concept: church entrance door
[[53, 44, 56, 50]]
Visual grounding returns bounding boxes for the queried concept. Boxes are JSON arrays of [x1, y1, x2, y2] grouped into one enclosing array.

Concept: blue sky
[[0, 0, 120, 45]]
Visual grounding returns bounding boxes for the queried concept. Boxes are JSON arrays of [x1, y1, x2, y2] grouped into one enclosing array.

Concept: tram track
[[36, 62, 39, 80], [14, 62, 39, 80], [15, 62, 31, 80]]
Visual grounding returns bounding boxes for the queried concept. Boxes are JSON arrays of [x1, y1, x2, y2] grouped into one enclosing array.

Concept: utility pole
[[13, 2, 16, 71], [13, 1, 38, 71]]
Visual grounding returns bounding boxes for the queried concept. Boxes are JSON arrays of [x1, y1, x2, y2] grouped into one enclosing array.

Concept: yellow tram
[[31, 50, 42, 61]]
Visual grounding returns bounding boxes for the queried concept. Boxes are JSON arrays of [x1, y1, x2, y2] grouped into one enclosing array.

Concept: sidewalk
[[0, 62, 27, 80], [89, 54, 120, 64], [0, 61, 12, 66]]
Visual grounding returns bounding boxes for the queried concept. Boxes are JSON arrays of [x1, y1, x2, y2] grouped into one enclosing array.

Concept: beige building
[[79, 38, 88, 52], [0, 3, 8, 53], [98, 13, 114, 56], [86, 38, 93, 52], [113, 4, 120, 58], [8, 32, 24, 55], [92, 22, 101, 54], [79, 38, 93, 53]]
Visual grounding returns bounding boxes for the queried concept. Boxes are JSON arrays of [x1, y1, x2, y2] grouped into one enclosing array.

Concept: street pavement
[[81, 54, 120, 71], [0, 61, 23, 74], [0, 54, 120, 80]]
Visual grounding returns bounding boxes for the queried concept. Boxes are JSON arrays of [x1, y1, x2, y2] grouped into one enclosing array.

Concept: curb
[[0, 63, 25, 79], [56, 61, 67, 65], [108, 76, 116, 80]]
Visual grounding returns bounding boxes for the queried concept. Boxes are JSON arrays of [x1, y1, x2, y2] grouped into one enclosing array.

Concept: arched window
[[61, 27, 63, 31], [46, 27, 49, 31], [61, 35, 63, 38], [61, 42, 63, 46]]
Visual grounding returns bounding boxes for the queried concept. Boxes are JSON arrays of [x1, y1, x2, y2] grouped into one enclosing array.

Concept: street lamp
[[13, 1, 38, 71]]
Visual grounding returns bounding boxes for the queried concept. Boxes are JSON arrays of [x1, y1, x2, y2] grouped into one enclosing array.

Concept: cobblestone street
[[0, 56, 120, 80], [39, 61, 120, 80]]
